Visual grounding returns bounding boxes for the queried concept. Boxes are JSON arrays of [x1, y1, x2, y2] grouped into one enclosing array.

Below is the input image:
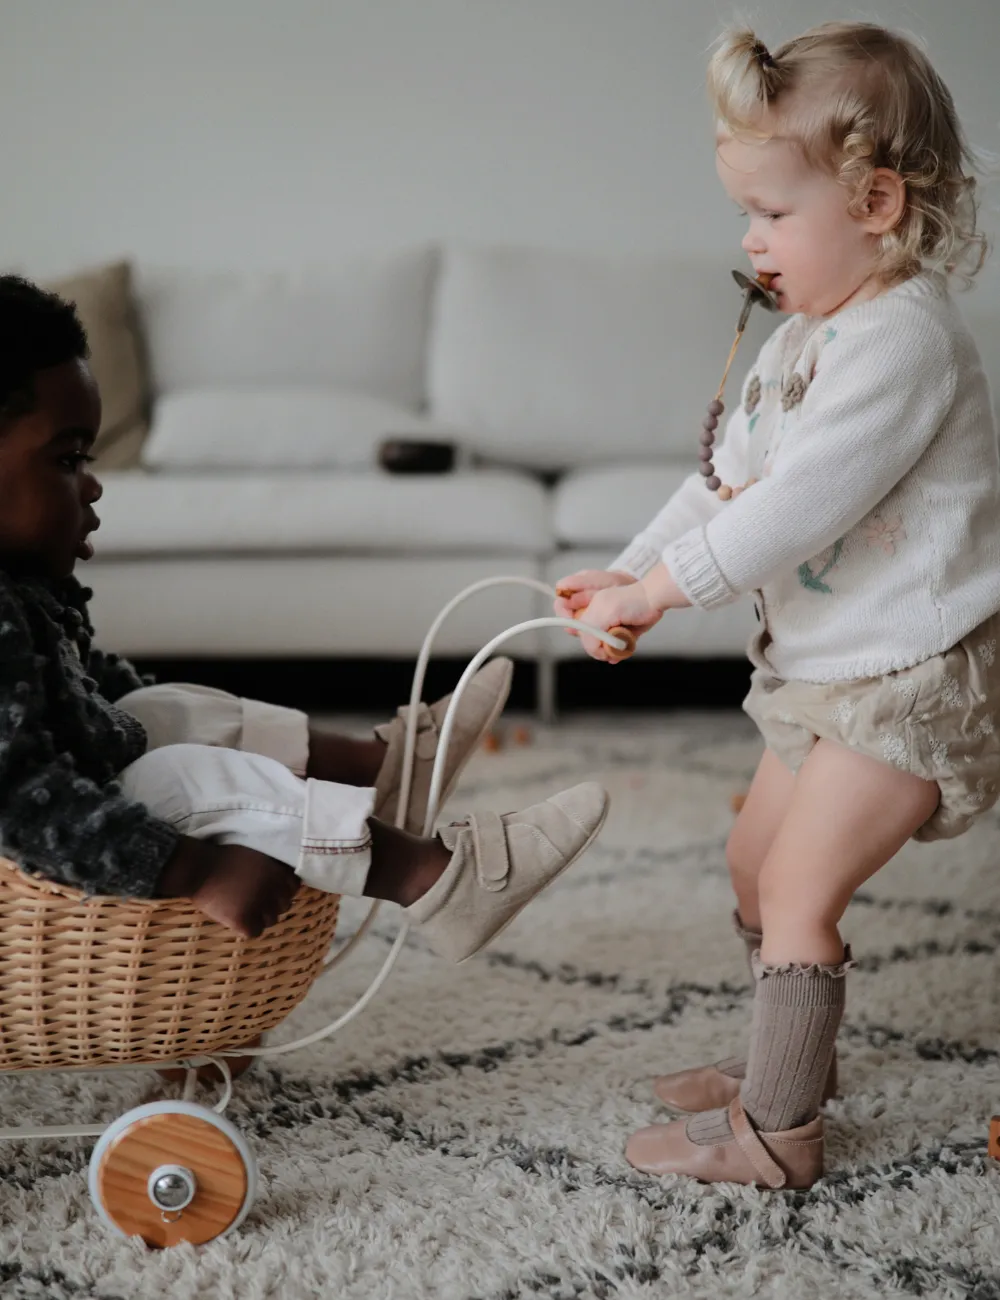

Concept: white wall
[[1, 0, 999, 277]]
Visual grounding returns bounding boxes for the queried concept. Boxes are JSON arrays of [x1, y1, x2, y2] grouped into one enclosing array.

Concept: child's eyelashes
[[58, 453, 96, 471]]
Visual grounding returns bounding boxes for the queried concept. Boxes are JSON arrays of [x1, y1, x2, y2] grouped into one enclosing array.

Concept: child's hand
[[553, 569, 636, 633], [157, 837, 300, 939], [574, 584, 663, 662]]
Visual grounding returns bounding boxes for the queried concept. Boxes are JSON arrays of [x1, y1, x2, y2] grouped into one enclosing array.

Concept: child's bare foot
[[158, 839, 299, 939]]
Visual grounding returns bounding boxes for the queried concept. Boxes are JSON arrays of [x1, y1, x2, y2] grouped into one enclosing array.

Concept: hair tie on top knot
[[751, 39, 777, 69]]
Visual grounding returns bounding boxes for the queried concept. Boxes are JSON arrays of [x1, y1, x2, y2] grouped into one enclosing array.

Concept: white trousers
[[116, 684, 375, 896]]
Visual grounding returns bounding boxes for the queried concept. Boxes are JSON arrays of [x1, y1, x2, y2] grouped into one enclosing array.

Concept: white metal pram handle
[[221, 577, 628, 1062]]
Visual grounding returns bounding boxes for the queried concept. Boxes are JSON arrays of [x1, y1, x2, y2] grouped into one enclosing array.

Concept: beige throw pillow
[[45, 261, 149, 469]]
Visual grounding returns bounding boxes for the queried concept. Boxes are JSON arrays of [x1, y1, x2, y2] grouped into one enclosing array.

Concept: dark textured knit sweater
[[0, 569, 179, 897]]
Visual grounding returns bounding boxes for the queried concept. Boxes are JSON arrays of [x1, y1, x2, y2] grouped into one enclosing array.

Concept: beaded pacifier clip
[[699, 271, 780, 500]]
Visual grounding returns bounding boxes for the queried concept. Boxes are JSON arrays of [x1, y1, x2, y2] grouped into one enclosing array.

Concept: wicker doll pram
[[0, 577, 629, 1249], [0, 858, 340, 1072]]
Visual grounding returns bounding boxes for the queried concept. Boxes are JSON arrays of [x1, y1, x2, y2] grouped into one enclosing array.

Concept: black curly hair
[[0, 275, 89, 426]]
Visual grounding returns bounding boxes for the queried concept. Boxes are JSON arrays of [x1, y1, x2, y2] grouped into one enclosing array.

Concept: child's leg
[[122, 742, 608, 961], [734, 740, 937, 1136], [629, 739, 939, 1186], [756, 739, 939, 964], [117, 656, 513, 834], [653, 748, 802, 1111], [725, 747, 797, 934], [117, 683, 378, 783]]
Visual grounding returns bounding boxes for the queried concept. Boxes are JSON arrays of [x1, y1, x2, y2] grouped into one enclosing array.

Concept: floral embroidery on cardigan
[[781, 371, 808, 411]]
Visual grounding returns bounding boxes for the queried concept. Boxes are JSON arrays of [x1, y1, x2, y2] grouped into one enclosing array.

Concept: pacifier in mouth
[[732, 270, 781, 331]]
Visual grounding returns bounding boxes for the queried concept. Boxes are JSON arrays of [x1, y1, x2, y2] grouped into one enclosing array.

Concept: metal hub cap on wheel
[[148, 1165, 197, 1213]]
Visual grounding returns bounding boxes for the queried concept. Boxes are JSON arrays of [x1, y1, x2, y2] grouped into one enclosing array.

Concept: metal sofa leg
[[536, 653, 557, 725]]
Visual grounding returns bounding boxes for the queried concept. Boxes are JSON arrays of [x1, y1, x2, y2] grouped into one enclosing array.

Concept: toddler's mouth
[[76, 516, 99, 562]]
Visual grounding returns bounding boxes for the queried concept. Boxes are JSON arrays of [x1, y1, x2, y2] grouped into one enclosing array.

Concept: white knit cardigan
[[612, 273, 1000, 682]]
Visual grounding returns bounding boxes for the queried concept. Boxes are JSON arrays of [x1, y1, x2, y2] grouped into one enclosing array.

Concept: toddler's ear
[[860, 168, 907, 234]]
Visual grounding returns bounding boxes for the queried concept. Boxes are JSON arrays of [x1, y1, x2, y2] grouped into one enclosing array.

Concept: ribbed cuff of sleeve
[[662, 531, 738, 610], [608, 540, 663, 580], [82, 816, 181, 900]]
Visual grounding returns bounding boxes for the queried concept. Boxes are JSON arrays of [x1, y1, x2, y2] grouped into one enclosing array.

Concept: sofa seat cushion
[[94, 470, 551, 556], [553, 462, 694, 547]]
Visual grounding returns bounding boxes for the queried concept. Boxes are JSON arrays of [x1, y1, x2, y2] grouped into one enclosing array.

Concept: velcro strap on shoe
[[469, 811, 510, 893], [728, 1097, 787, 1189]]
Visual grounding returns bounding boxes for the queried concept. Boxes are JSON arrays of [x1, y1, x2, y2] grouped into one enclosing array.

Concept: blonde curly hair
[[708, 22, 989, 284]]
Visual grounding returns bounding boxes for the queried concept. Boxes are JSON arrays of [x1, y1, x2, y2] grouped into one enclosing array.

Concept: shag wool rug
[[2, 711, 1000, 1300]]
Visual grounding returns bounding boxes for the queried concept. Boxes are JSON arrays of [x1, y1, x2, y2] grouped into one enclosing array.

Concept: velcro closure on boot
[[469, 811, 510, 892]]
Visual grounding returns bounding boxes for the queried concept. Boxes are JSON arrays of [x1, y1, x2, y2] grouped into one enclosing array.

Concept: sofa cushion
[[136, 249, 435, 407], [428, 247, 775, 471], [143, 387, 455, 471], [45, 261, 149, 470], [552, 462, 694, 547], [93, 470, 550, 556]]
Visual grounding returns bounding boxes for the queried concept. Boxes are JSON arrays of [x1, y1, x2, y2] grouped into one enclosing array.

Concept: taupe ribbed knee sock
[[714, 911, 763, 1083], [686, 947, 853, 1146]]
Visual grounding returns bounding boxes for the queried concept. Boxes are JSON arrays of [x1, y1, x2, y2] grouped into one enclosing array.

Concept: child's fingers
[[579, 632, 609, 660], [554, 594, 592, 632], [555, 571, 605, 599]]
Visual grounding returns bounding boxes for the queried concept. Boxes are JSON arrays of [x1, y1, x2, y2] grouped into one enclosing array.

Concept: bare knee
[[757, 861, 847, 963]]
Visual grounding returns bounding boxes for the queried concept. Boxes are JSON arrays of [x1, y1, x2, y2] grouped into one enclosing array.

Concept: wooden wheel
[[88, 1101, 257, 1247]]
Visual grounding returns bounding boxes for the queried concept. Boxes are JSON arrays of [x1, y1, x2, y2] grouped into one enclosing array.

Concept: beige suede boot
[[374, 657, 513, 834], [405, 782, 609, 962]]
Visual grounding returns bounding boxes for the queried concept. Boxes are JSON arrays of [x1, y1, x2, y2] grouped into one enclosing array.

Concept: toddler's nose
[[742, 227, 765, 255]]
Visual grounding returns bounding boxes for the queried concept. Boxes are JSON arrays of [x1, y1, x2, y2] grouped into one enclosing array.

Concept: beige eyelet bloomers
[[744, 608, 1000, 841]]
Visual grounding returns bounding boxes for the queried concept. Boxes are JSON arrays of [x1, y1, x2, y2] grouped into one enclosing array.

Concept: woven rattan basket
[[0, 857, 340, 1071]]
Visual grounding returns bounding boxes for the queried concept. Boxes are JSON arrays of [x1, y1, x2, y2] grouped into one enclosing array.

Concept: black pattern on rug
[[0, 714, 998, 1299]]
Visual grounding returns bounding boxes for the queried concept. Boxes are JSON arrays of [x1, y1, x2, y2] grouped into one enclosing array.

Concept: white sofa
[[86, 247, 1000, 713]]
